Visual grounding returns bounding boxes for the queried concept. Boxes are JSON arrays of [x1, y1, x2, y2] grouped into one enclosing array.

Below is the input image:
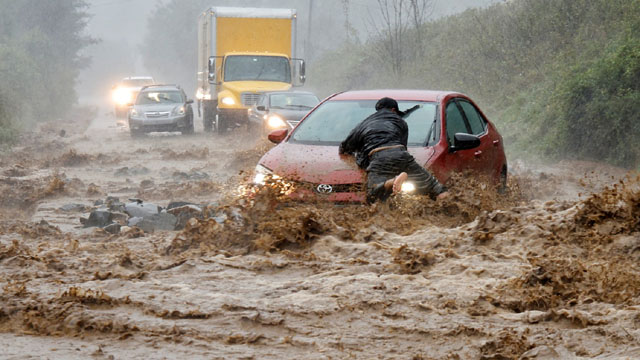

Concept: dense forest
[[310, 0, 640, 167], [0, 0, 93, 144]]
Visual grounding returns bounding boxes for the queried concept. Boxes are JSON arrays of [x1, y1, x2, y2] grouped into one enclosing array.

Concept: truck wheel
[[215, 115, 227, 134], [203, 102, 217, 132]]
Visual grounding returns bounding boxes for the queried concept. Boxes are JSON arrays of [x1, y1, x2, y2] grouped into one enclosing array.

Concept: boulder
[[125, 201, 160, 218], [60, 203, 88, 212], [103, 223, 121, 234], [136, 213, 177, 233], [83, 210, 113, 228]]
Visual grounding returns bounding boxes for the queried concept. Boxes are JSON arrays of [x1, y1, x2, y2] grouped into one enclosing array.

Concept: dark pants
[[366, 148, 446, 203]]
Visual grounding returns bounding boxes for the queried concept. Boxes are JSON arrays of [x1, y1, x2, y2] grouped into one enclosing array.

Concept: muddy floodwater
[[1, 110, 639, 359]]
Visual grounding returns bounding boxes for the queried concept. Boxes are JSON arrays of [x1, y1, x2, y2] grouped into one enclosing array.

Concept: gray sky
[[78, 0, 500, 102]]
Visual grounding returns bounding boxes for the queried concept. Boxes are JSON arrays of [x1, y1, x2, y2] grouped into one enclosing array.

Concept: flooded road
[[1, 110, 639, 359]]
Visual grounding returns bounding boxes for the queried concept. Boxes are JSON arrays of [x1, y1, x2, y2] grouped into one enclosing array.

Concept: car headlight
[[129, 108, 139, 117], [221, 97, 235, 106], [253, 164, 280, 185], [401, 182, 416, 193], [172, 105, 186, 116], [113, 88, 133, 105], [267, 115, 286, 129]]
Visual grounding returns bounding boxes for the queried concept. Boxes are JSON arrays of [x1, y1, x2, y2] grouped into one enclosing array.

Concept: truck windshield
[[224, 56, 291, 83]]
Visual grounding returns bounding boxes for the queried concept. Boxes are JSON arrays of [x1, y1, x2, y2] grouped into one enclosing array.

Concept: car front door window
[[445, 101, 470, 146], [458, 100, 486, 135]]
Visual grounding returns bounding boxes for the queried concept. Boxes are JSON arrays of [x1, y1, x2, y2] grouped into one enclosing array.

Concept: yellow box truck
[[196, 7, 305, 133]]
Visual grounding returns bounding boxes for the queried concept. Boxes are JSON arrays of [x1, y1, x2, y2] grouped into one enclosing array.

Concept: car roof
[[123, 76, 154, 80], [263, 91, 317, 96], [330, 89, 465, 102], [140, 84, 182, 92]]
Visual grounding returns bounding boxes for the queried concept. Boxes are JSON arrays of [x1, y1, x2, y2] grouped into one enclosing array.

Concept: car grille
[[145, 111, 170, 118], [286, 120, 300, 128], [241, 92, 261, 106]]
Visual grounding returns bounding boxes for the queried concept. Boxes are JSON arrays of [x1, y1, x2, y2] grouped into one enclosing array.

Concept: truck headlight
[[253, 164, 280, 185], [267, 115, 286, 129], [401, 182, 416, 193], [221, 97, 235, 106]]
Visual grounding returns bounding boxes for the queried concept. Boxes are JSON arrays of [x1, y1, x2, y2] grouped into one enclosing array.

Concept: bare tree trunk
[[367, 0, 435, 78]]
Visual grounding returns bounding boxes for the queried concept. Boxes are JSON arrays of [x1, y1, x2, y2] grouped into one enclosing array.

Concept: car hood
[[269, 108, 312, 121], [260, 142, 435, 185], [133, 104, 181, 112]]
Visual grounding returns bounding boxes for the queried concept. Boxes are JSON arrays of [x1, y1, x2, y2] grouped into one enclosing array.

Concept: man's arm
[[339, 123, 362, 155]]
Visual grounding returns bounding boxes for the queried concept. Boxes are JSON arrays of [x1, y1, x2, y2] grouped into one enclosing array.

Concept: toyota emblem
[[316, 184, 333, 194]]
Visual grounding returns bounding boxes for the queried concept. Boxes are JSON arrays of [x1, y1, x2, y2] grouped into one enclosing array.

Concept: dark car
[[128, 85, 194, 137], [248, 91, 320, 134], [254, 89, 507, 202]]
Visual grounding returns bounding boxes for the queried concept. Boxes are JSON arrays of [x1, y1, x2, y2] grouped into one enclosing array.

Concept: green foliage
[[543, 37, 640, 166], [310, 0, 640, 167], [0, 0, 94, 144]]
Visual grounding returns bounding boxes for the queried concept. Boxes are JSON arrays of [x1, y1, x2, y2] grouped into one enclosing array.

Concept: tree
[[366, 0, 434, 77], [0, 0, 95, 142]]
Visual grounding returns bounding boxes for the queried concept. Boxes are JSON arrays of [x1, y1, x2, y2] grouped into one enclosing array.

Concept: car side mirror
[[208, 57, 216, 84], [256, 105, 266, 111], [186, 99, 194, 104], [451, 133, 480, 152], [126, 103, 134, 107], [268, 129, 288, 144]]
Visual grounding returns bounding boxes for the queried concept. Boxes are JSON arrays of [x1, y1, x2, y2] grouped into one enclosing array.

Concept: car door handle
[[493, 140, 500, 146], [474, 151, 482, 157]]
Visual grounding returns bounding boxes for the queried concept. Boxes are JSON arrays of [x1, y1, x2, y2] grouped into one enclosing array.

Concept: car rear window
[[136, 91, 183, 104], [289, 100, 437, 146]]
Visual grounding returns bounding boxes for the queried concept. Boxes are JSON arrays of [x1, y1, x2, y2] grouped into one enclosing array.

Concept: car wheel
[[183, 117, 195, 135], [498, 166, 508, 194], [130, 129, 144, 138]]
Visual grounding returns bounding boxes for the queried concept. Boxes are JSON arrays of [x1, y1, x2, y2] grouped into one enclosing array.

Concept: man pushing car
[[339, 97, 449, 204]]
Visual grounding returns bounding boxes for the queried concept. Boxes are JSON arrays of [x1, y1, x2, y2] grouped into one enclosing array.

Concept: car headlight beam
[[267, 115, 286, 129], [401, 181, 416, 193]]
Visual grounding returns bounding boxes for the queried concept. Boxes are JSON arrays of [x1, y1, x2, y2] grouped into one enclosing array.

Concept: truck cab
[[196, 7, 305, 134]]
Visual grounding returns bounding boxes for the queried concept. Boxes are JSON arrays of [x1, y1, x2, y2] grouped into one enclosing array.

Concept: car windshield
[[224, 55, 291, 83], [290, 100, 437, 146], [122, 78, 153, 87], [136, 91, 183, 105], [270, 93, 319, 110]]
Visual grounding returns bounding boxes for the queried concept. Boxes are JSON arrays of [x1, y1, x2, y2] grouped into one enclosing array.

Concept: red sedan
[[254, 90, 507, 202]]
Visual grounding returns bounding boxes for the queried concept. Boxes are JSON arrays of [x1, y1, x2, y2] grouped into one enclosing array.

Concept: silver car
[[128, 85, 194, 137]]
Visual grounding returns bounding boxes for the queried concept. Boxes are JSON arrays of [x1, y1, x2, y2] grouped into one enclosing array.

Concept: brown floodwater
[[1, 111, 639, 359]]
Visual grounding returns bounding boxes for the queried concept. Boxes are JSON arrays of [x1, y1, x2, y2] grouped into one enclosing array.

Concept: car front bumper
[[129, 115, 189, 132]]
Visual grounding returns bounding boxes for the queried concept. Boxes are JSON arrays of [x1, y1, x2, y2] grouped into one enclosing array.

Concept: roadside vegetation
[[0, 0, 94, 145], [309, 0, 640, 168]]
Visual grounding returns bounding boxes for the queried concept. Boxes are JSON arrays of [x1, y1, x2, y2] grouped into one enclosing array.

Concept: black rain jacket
[[339, 109, 408, 169]]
